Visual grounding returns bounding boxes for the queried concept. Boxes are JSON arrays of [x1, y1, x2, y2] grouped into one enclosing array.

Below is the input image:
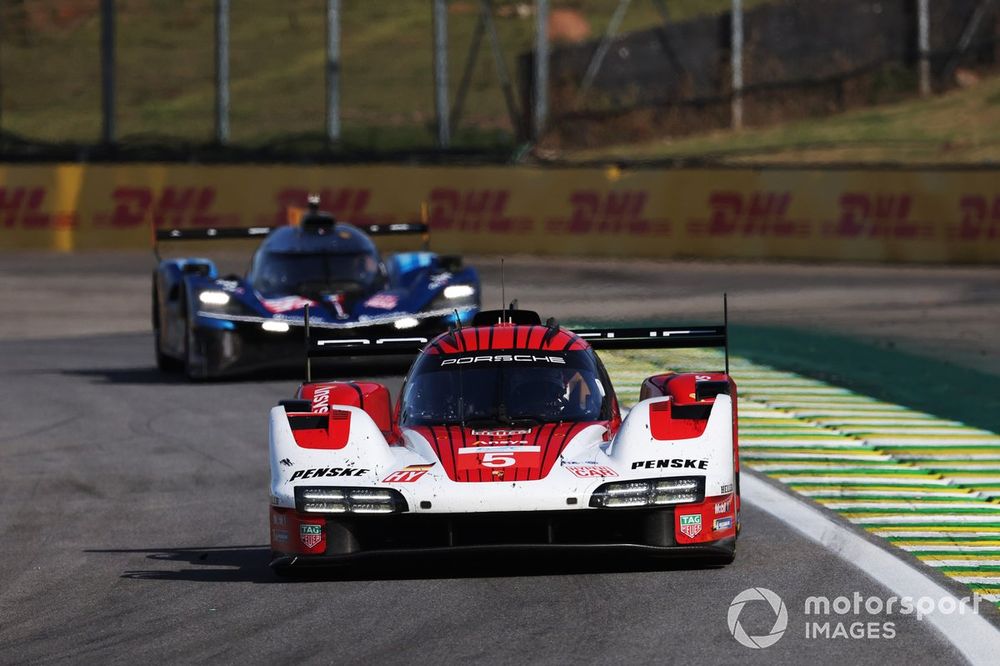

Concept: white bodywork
[[269, 395, 735, 513]]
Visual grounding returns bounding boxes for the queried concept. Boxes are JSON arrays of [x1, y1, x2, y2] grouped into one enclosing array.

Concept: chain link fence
[[0, 0, 537, 161], [1, 1, 999, 160], [537, 0, 1000, 148]]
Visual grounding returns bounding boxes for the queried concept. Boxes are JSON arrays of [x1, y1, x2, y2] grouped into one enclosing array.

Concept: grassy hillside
[[0, 0, 763, 150], [563, 73, 1000, 166], [5, 0, 995, 164]]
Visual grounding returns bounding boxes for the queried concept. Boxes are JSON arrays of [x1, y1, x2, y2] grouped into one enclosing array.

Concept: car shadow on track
[[89, 545, 729, 584]]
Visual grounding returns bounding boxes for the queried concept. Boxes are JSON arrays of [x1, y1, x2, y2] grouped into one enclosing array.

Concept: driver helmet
[[508, 369, 567, 415]]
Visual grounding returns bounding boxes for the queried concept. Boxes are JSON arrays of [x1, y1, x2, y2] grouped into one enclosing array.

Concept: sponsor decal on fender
[[715, 498, 732, 514], [365, 293, 399, 310], [299, 524, 323, 549], [272, 528, 290, 544], [311, 386, 331, 412], [680, 514, 703, 538], [632, 458, 708, 470], [289, 467, 369, 481], [720, 483, 734, 494], [383, 464, 435, 483], [714, 517, 734, 532], [428, 272, 451, 289], [261, 295, 315, 313], [565, 464, 619, 478]]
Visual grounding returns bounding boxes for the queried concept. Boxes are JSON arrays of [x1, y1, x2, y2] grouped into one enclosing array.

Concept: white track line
[[870, 531, 1000, 538], [900, 546, 1000, 553], [799, 490, 982, 499], [744, 472, 1000, 665]]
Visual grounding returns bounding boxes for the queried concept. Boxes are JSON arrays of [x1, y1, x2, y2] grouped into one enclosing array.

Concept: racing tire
[[711, 549, 736, 566], [183, 318, 209, 382], [152, 286, 183, 373]]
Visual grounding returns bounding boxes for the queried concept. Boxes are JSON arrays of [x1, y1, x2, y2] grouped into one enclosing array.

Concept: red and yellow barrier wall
[[1, 163, 998, 262]]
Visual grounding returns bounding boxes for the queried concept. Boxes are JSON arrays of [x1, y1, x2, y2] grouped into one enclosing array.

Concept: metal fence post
[[433, 0, 450, 149], [326, 0, 341, 143], [0, 6, 4, 137], [943, 0, 997, 83], [579, 0, 632, 101], [100, 0, 116, 144], [918, 0, 931, 96], [533, 0, 549, 141], [215, 0, 230, 144], [731, 0, 744, 130]]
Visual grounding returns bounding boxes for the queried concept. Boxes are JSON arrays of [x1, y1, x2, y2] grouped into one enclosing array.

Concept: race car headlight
[[429, 285, 478, 313], [198, 290, 231, 306], [261, 320, 290, 333], [394, 317, 420, 330], [295, 486, 408, 514], [443, 284, 475, 299], [589, 477, 704, 508]]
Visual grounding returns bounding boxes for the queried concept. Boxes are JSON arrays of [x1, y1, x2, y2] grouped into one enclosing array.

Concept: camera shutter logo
[[727, 587, 788, 649]]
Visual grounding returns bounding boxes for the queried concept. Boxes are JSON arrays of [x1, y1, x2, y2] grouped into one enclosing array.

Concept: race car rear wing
[[154, 222, 429, 242], [302, 305, 430, 381], [571, 294, 729, 374], [154, 226, 274, 242], [301, 296, 730, 381], [152, 192, 430, 259]]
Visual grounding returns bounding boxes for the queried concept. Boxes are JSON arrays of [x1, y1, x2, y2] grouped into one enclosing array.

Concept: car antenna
[[724, 292, 730, 376], [453, 308, 462, 331], [500, 258, 506, 323], [304, 303, 312, 383]]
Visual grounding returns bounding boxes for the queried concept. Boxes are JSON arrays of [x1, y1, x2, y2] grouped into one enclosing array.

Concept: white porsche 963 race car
[[268, 306, 739, 572]]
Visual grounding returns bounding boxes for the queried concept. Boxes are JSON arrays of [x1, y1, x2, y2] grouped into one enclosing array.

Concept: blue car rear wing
[[153, 221, 431, 260], [154, 226, 274, 241], [154, 222, 429, 242]]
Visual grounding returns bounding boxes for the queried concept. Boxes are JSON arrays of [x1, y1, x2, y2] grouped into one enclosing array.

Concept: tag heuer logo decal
[[299, 523, 323, 549], [679, 514, 702, 538]]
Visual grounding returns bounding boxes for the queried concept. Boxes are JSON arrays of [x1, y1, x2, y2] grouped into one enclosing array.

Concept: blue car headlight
[[429, 284, 478, 310], [198, 290, 231, 306]]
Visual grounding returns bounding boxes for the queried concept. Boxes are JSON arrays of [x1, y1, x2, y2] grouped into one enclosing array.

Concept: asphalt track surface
[[1, 253, 999, 664]]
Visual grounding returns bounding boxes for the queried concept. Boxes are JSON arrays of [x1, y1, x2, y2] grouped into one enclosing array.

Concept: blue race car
[[152, 199, 481, 379]]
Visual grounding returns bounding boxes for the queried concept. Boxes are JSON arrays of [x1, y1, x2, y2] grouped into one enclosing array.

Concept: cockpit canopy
[[400, 348, 612, 427], [250, 224, 386, 300]]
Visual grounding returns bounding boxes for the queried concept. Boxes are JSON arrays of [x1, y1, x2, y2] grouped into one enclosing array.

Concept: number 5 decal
[[480, 452, 516, 468], [456, 445, 542, 471]]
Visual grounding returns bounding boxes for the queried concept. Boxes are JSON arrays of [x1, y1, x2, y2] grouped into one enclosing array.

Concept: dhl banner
[[0, 163, 998, 262]]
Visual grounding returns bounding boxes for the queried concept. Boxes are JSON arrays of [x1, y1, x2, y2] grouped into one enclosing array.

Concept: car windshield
[[253, 250, 381, 298], [400, 350, 609, 426]]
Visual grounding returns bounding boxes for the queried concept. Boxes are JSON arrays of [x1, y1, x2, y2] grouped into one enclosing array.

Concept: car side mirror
[[439, 255, 463, 272]]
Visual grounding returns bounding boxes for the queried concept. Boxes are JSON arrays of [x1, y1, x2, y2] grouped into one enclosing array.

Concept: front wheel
[[153, 286, 183, 372], [183, 319, 208, 381]]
